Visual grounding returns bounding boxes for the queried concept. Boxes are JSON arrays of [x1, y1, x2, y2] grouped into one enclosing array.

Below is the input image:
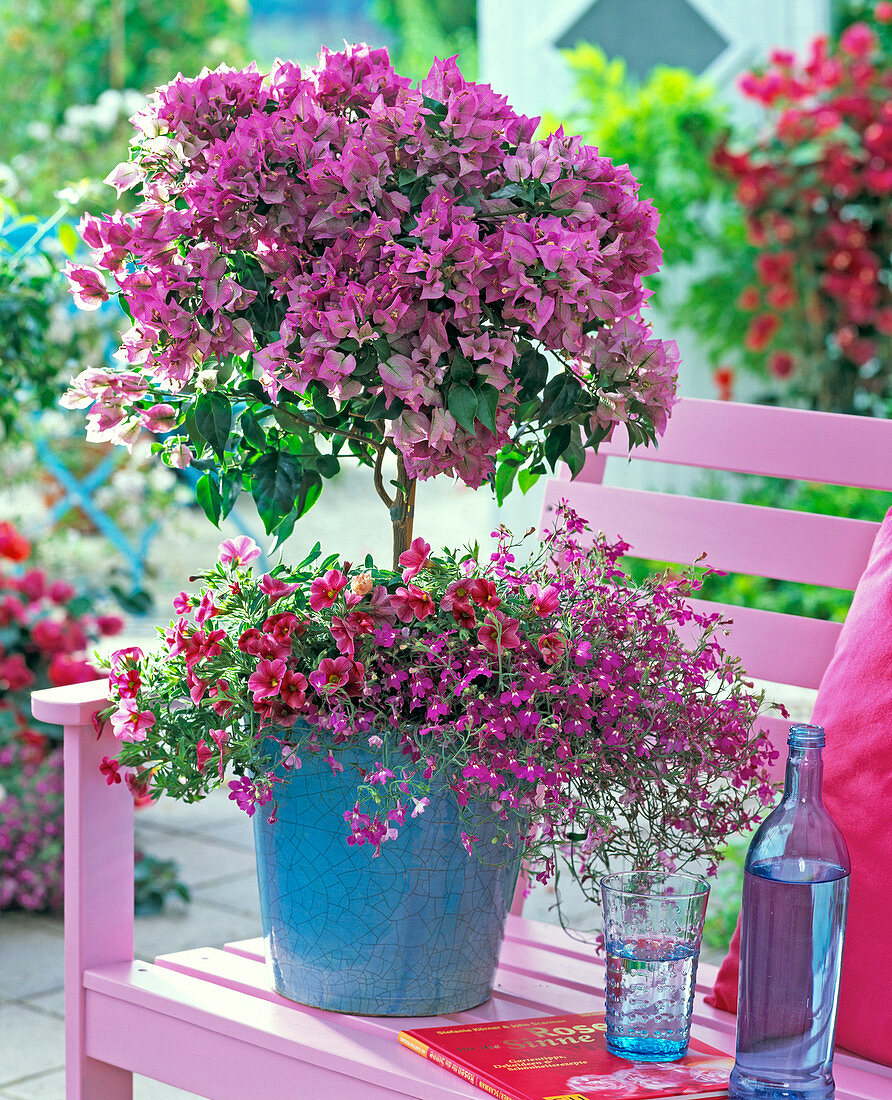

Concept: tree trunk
[[390, 454, 416, 570]]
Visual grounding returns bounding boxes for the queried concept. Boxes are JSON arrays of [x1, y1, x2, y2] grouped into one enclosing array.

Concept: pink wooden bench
[[35, 399, 892, 1098]]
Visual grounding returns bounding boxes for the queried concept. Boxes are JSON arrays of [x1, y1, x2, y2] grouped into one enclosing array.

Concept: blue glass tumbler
[[600, 870, 710, 1061], [729, 724, 850, 1100]]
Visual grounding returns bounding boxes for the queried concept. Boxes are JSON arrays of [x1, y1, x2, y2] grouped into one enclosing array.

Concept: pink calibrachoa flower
[[469, 577, 501, 610], [537, 631, 568, 666], [280, 670, 308, 709], [526, 583, 560, 617], [391, 584, 436, 623], [247, 658, 287, 703], [99, 756, 122, 785], [210, 727, 229, 779], [259, 574, 300, 603], [399, 537, 432, 581], [478, 610, 522, 655], [309, 569, 349, 610], [173, 592, 191, 614], [309, 656, 355, 694], [441, 578, 474, 621], [195, 740, 213, 773], [220, 537, 262, 567], [110, 699, 156, 742], [194, 592, 219, 624]]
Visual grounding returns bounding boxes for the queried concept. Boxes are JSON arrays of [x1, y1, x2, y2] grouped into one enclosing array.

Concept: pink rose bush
[[709, 12, 892, 412], [99, 508, 777, 885], [63, 45, 678, 564]]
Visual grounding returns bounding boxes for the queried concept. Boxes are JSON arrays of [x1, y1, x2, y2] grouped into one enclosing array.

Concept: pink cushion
[[706, 507, 892, 1066]]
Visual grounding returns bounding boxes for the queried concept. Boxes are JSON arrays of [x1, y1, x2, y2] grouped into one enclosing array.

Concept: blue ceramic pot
[[252, 744, 522, 1016]]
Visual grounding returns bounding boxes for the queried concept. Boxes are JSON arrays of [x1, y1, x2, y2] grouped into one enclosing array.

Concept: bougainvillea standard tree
[[63, 45, 678, 566]]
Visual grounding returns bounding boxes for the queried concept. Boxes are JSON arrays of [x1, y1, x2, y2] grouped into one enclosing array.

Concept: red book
[[398, 1011, 732, 1100]]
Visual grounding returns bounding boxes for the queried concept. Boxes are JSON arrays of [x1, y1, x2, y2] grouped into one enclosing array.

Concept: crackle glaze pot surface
[[252, 746, 522, 1016]]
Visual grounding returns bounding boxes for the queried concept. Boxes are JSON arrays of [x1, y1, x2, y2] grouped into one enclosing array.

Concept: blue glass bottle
[[729, 724, 850, 1100]]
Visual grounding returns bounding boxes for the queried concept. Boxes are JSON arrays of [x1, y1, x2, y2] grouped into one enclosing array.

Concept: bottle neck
[[783, 744, 825, 805]]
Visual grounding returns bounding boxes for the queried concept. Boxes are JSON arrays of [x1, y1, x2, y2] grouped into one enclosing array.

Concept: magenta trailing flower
[[63, 45, 679, 566], [98, 514, 779, 889]]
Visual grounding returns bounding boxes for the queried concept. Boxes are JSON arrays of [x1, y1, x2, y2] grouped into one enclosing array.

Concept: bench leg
[[55, 690, 135, 1098], [68, 1056, 133, 1100]]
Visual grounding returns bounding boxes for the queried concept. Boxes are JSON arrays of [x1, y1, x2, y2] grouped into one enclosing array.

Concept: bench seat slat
[[586, 398, 892, 490], [90, 912, 889, 1100], [84, 962, 478, 1099], [542, 483, 879, 590]]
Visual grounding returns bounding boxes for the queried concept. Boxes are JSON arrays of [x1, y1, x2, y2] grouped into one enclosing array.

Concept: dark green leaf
[[449, 354, 474, 383], [363, 392, 390, 421], [310, 385, 338, 419], [547, 375, 583, 423], [250, 451, 303, 533], [381, 396, 405, 420], [235, 377, 265, 400], [196, 472, 222, 524], [219, 470, 242, 519], [194, 391, 232, 460], [315, 454, 340, 479], [296, 470, 323, 518], [564, 427, 586, 478], [421, 94, 447, 116], [476, 383, 499, 433], [448, 384, 478, 433], [489, 182, 527, 202], [514, 348, 549, 401], [537, 374, 566, 423], [239, 409, 267, 451], [584, 423, 612, 450], [544, 424, 571, 470], [271, 506, 299, 549]]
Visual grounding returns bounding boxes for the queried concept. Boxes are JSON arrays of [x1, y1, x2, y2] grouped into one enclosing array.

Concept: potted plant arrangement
[[62, 45, 775, 1015], [99, 510, 775, 1013]]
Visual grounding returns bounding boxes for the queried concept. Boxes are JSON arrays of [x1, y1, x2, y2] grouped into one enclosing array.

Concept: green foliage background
[[0, 0, 250, 214], [373, 0, 477, 80], [545, 44, 740, 303]]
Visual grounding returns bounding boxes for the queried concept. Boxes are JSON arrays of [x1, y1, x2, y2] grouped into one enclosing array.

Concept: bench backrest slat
[[543, 398, 892, 703], [542, 483, 881, 590], [581, 398, 892, 489]]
